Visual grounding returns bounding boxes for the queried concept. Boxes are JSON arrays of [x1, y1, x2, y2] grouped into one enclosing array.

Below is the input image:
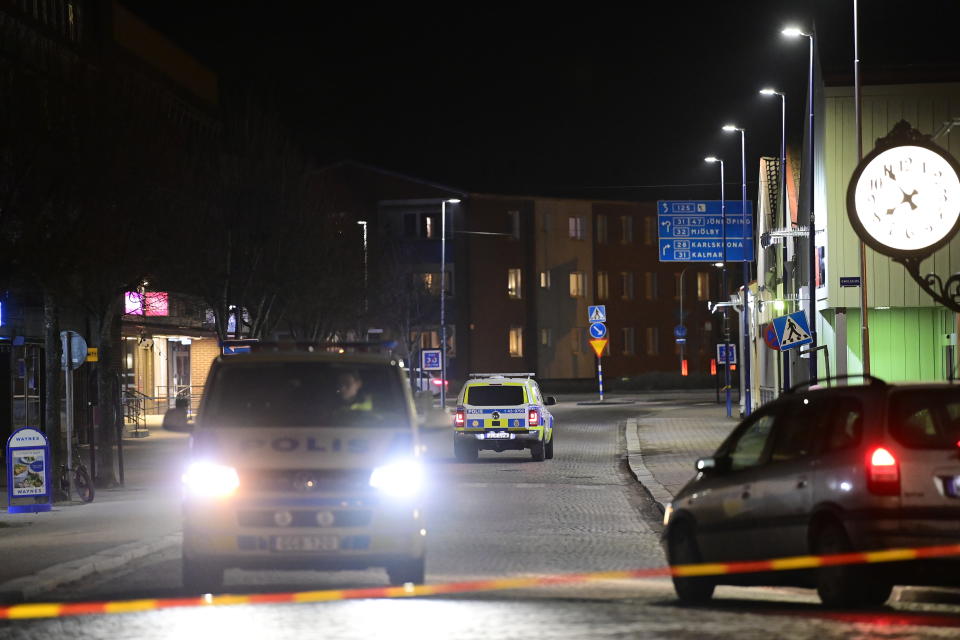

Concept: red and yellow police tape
[[2, 542, 959, 620]]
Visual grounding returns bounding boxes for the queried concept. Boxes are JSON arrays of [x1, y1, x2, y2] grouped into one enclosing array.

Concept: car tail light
[[528, 409, 539, 427], [455, 410, 465, 428], [866, 446, 900, 496]]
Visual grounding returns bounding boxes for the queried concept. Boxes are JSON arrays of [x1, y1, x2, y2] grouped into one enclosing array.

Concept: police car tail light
[[182, 462, 240, 498], [369, 459, 423, 498], [867, 446, 900, 496], [455, 410, 465, 427], [528, 409, 539, 427]]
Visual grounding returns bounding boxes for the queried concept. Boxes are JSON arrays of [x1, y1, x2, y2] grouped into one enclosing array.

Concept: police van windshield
[[465, 385, 526, 406], [202, 362, 406, 427]]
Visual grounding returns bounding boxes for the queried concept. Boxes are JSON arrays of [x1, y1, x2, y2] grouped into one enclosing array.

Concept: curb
[[0, 533, 180, 602], [623, 418, 673, 514]]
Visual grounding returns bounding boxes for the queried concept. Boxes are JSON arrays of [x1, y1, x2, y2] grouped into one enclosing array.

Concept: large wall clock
[[847, 135, 960, 258]]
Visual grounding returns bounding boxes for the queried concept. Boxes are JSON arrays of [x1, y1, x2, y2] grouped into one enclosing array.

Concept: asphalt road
[[2, 397, 959, 639]]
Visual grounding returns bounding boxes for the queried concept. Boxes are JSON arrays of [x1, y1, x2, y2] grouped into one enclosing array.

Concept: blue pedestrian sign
[[587, 305, 607, 323], [716, 343, 737, 365], [771, 311, 813, 351], [421, 348, 442, 371], [657, 200, 754, 263], [589, 323, 607, 339]]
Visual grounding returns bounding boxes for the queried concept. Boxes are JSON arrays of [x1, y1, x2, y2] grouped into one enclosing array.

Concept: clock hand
[[900, 187, 918, 210]]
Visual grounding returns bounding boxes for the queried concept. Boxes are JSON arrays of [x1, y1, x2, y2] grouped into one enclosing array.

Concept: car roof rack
[[784, 374, 886, 394], [468, 372, 536, 379]]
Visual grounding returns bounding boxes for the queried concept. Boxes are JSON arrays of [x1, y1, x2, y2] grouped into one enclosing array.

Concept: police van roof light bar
[[468, 372, 536, 379]]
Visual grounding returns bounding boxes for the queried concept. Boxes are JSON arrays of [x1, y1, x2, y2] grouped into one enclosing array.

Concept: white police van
[[453, 373, 556, 462], [166, 350, 426, 592]]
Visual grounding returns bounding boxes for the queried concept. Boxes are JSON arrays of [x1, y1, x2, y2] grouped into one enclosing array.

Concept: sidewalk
[[624, 392, 738, 510]]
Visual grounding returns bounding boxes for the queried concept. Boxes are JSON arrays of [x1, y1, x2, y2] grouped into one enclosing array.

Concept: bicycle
[[59, 460, 95, 503]]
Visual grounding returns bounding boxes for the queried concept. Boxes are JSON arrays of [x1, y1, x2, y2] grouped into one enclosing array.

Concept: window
[[620, 272, 634, 300], [622, 327, 635, 355], [423, 213, 439, 239], [596, 215, 608, 244], [417, 272, 450, 295], [540, 270, 551, 289], [541, 214, 552, 234], [572, 327, 583, 353], [727, 413, 777, 471], [466, 385, 525, 406], [643, 217, 656, 246], [645, 327, 659, 355], [890, 390, 960, 449], [509, 327, 524, 357], [403, 214, 418, 237], [620, 215, 634, 243], [644, 273, 658, 300], [507, 268, 522, 299], [508, 210, 520, 239], [596, 271, 609, 300], [569, 271, 585, 297], [770, 399, 825, 462], [540, 328, 552, 347], [568, 216, 584, 240], [822, 398, 864, 451], [697, 272, 711, 301]]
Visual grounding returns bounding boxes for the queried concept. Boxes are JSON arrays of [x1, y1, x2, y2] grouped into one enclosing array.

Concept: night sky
[[125, 1, 960, 200]]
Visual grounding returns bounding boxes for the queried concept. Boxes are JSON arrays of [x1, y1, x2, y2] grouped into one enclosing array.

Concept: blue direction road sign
[[589, 323, 607, 339], [658, 238, 755, 262], [716, 343, 737, 365], [421, 348, 442, 371], [771, 311, 813, 351], [587, 305, 607, 323]]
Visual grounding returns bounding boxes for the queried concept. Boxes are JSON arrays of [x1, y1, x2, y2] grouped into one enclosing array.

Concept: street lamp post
[[704, 156, 732, 418], [439, 198, 461, 410], [678, 264, 693, 374], [759, 87, 791, 393], [357, 220, 368, 314], [783, 26, 818, 384], [722, 124, 752, 416]]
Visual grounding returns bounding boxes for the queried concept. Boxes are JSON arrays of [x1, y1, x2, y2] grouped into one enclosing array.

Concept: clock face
[[848, 143, 960, 257]]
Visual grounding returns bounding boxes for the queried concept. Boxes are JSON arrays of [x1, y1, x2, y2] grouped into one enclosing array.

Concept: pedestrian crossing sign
[[588, 305, 607, 323], [771, 311, 813, 351]]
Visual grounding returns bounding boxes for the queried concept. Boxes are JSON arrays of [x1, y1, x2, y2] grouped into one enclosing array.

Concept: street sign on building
[[587, 305, 606, 323], [657, 200, 754, 263], [839, 277, 861, 287], [421, 348, 442, 371], [771, 311, 813, 351]]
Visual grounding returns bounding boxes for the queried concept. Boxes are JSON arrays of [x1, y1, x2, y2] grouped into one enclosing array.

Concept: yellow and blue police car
[[453, 373, 557, 462]]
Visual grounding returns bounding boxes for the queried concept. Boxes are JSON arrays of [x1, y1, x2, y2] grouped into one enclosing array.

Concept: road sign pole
[[597, 356, 604, 402], [63, 332, 73, 501]]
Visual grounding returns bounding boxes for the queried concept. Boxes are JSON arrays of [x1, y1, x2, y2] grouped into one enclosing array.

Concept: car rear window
[[202, 362, 406, 427], [889, 389, 960, 449], [465, 385, 526, 406]]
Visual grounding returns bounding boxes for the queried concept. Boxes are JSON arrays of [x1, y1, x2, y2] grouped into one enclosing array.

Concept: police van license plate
[[271, 535, 339, 552], [485, 431, 511, 439]]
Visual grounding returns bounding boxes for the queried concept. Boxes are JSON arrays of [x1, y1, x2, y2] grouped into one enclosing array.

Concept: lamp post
[[759, 87, 791, 393], [704, 156, 733, 418], [357, 220, 368, 314], [783, 26, 818, 384], [678, 264, 693, 374], [440, 198, 461, 410], [722, 124, 752, 416]]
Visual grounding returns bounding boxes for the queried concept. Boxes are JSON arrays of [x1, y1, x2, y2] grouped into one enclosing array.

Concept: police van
[[453, 373, 556, 462], [165, 350, 426, 592]]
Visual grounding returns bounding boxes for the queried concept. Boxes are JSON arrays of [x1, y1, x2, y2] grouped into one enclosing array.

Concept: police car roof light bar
[[468, 372, 536, 379]]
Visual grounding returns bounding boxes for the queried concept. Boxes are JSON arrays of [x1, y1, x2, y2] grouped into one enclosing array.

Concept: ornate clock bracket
[[894, 255, 960, 313]]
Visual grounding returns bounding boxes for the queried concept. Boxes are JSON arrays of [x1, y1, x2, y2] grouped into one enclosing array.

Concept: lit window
[[621, 272, 634, 300], [596, 271, 609, 301], [643, 217, 655, 246], [644, 273, 657, 300], [569, 271, 585, 297], [596, 215, 608, 244], [509, 327, 524, 357], [507, 268, 522, 299], [568, 216, 584, 240], [697, 272, 711, 301], [621, 215, 634, 243], [424, 215, 435, 239], [622, 327, 635, 355], [540, 328, 552, 346], [540, 270, 551, 289], [646, 327, 660, 355]]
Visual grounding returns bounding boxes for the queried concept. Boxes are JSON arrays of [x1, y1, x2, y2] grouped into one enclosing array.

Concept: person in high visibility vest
[[335, 369, 373, 412]]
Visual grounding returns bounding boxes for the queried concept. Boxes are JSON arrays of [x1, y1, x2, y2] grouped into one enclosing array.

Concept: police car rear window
[[889, 389, 960, 449], [203, 362, 406, 427], [465, 385, 526, 406]]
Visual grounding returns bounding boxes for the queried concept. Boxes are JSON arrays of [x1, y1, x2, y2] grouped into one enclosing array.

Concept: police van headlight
[[182, 461, 240, 498], [369, 460, 423, 498]]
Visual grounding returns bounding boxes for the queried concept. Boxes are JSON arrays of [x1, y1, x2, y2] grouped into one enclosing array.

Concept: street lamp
[[440, 198, 461, 410], [783, 25, 818, 383], [704, 156, 733, 418], [357, 220, 368, 313], [759, 87, 791, 393], [722, 124, 752, 416]]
